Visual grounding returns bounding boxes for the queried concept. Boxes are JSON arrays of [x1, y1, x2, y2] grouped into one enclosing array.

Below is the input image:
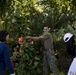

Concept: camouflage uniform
[[42, 32, 60, 75]]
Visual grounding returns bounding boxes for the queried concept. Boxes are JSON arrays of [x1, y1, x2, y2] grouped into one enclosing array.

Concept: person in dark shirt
[[63, 33, 76, 59], [25, 26, 60, 75], [0, 30, 15, 75]]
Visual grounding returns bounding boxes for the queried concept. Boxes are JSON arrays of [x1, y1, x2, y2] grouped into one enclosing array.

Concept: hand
[[25, 36, 31, 39], [11, 73, 15, 75]]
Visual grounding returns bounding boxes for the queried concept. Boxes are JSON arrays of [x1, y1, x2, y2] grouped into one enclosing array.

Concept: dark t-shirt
[[42, 32, 54, 50]]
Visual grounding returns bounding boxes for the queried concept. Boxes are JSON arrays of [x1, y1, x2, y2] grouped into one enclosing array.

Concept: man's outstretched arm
[[25, 36, 43, 41]]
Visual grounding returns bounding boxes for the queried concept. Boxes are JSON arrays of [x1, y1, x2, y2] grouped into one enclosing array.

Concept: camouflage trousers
[[43, 49, 60, 75]]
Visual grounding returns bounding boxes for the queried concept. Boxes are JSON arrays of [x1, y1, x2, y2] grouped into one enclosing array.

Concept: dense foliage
[[0, 0, 76, 75]]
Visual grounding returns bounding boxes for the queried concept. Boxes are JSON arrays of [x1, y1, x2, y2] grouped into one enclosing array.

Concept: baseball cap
[[63, 33, 73, 42]]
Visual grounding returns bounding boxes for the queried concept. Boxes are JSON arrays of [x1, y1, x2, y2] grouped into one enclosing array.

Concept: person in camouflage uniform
[[26, 26, 60, 75]]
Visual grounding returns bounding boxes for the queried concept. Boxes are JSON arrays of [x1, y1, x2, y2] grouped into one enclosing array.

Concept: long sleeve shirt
[[0, 43, 14, 74]]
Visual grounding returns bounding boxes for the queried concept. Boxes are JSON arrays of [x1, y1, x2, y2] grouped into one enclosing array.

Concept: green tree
[[0, 0, 76, 75]]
